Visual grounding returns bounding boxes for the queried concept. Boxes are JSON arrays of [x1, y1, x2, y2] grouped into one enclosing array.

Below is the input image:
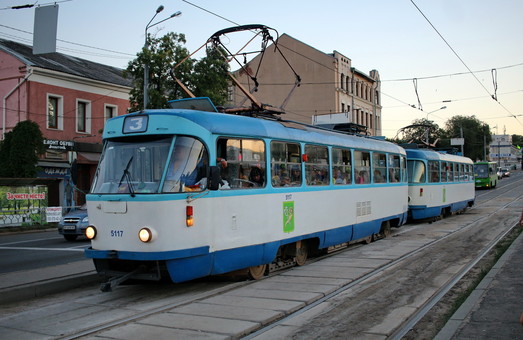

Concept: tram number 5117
[[110, 230, 124, 237]]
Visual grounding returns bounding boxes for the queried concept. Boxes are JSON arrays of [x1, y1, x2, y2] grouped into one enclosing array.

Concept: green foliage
[[124, 32, 230, 111], [393, 116, 493, 161], [0, 120, 44, 177], [392, 118, 445, 146], [441, 115, 491, 161], [192, 46, 230, 106]]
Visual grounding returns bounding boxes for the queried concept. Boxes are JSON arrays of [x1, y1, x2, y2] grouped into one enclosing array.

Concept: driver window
[[216, 137, 266, 189], [162, 136, 208, 192]]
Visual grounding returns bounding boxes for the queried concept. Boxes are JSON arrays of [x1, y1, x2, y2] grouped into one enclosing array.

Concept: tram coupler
[[100, 266, 145, 292]]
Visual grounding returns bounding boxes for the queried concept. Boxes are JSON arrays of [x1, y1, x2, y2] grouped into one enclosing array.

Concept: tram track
[[2, 176, 521, 339], [72, 199, 518, 338], [243, 190, 523, 339]]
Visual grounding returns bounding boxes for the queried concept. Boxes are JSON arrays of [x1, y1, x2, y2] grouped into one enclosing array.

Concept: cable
[[410, 0, 520, 124], [382, 62, 523, 82], [0, 23, 135, 57]]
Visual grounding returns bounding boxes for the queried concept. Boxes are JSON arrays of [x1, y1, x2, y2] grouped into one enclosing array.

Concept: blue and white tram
[[85, 100, 409, 285], [406, 148, 475, 221]]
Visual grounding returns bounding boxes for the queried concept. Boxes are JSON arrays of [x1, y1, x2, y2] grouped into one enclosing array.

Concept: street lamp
[[425, 106, 447, 120], [424, 106, 447, 144], [143, 6, 182, 109]]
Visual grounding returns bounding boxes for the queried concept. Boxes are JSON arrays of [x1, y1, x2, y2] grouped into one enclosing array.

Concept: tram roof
[[112, 109, 405, 154], [405, 148, 473, 164]]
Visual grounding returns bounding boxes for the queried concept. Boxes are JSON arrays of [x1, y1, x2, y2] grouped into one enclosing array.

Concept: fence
[[0, 206, 80, 228]]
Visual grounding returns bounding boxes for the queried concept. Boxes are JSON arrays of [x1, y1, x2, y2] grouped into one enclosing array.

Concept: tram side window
[[428, 161, 440, 183], [459, 163, 465, 181], [332, 148, 351, 184], [372, 152, 387, 183], [271, 141, 301, 187], [216, 138, 266, 189], [400, 156, 407, 182], [354, 150, 370, 184], [441, 162, 449, 183], [407, 160, 425, 183], [388, 154, 401, 183], [304, 144, 329, 186]]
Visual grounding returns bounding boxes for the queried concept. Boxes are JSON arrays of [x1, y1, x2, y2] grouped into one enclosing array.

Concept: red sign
[[6, 192, 46, 200]]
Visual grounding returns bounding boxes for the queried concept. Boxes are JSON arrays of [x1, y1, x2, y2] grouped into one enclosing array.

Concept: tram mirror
[[208, 166, 221, 190]]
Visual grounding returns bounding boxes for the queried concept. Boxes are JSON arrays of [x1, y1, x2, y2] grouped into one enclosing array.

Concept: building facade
[[229, 34, 382, 136], [489, 134, 520, 169], [0, 38, 131, 207]]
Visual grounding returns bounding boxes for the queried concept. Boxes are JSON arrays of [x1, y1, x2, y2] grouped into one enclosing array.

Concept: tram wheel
[[362, 235, 373, 244], [248, 264, 267, 280], [295, 241, 308, 266], [381, 221, 391, 238]]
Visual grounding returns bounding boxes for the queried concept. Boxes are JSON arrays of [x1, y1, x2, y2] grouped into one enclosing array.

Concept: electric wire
[[410, 0, 521, 126]]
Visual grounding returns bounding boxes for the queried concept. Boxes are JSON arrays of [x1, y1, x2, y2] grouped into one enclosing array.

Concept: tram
[[84, 98, 409, 288], [406, 148, 475, 221]]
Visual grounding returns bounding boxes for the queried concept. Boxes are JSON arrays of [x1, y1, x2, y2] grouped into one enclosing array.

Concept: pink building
[[0, 38, 131, 207]]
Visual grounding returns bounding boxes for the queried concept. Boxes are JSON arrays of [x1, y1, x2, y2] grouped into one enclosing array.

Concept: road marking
[[0, 246, 86, 252], [0, 236, 64, 246]]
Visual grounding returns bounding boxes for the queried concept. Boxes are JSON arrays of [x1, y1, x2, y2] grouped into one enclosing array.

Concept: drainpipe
[[2, 68, 33, 140]]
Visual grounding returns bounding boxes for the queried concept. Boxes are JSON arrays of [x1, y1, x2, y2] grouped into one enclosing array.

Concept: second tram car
[[84, 99, 409, 286], [406, 148, 475, 221]]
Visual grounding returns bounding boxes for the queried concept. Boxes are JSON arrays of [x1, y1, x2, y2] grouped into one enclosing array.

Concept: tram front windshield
[[91, 136, 208, 194]]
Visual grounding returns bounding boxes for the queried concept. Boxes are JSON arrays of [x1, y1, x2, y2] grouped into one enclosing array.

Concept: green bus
[[473, 161, 498, 189]]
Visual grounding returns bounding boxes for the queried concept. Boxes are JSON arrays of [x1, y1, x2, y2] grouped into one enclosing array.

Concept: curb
[[0, 272, 101, 305]]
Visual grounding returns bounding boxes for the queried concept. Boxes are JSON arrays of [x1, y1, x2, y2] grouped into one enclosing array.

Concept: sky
[[1, 0, 522, 139]]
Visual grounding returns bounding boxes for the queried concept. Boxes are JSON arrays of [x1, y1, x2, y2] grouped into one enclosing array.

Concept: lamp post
[[424, 106, 447, 144], [143, 6, 182, 109]]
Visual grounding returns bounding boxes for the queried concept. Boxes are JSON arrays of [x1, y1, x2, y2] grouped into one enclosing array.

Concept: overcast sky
[[1, 0, 522, 138]]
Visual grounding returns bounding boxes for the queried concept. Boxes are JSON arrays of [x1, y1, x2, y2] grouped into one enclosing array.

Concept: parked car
[[58, 205, 89, 241]]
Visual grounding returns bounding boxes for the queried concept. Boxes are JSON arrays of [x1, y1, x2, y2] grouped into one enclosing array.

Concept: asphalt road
[[0, 230, 90, 274]]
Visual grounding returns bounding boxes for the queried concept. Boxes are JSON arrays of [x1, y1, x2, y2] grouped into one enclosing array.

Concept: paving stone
[[139, 312, 258, 337], [172, 302, 284, 324]]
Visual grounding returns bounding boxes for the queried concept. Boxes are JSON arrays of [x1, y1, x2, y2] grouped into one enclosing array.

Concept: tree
[[442, 115, 491, 161], [124, 32, 230, 111], [192, 46, 230, 106], [0, 120, 45, 177], [392, 118, 445, 146], [512, 134, 523, 147]]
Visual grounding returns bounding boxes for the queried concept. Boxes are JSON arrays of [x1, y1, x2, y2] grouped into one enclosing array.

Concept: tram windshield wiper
[[118, 156, 135, 197]]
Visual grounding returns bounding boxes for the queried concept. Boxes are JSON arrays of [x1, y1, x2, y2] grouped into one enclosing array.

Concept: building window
[[48, 97, 58, 129], [105, 105, 117, 122], [340, 73, 345, 90], [341, 103, 345, 113], [76, 100, 91, 133], [47, 95, 63, 130]]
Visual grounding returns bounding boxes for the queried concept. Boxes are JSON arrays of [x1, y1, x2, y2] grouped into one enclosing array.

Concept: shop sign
[[43, 139, 74, 151]]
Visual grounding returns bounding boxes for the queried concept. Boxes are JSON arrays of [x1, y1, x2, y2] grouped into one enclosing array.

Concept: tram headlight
[[138, 227, 153, 243], [86, 226, 97, 240]]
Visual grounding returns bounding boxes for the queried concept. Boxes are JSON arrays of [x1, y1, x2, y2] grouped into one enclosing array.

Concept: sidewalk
[[436, 229, 523, 339], [0, 259, 99, 305]]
